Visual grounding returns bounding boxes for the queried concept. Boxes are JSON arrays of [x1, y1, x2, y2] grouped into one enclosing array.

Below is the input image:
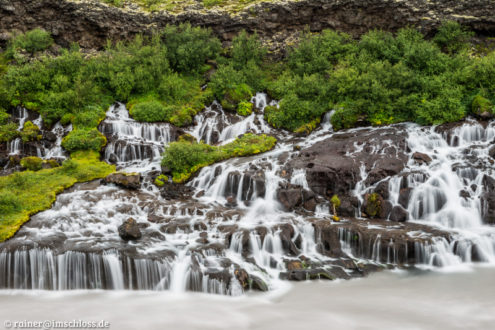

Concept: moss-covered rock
[[20, 121, 40, 142], [20, 156, 43, 171], [363, 193, 383, 218], [154, 174, 169, 187], [237, 100, 253, 116]]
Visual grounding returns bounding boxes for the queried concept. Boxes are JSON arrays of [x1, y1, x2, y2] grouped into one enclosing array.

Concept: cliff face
[[0, 0, 494, 49]]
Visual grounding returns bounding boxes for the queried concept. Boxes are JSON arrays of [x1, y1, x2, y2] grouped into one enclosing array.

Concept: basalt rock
[[1, 0, 494, 53], [412, 152, 433, 165], [288, 127, 408, 207], [481, 175, 495, 224], [118, 218, 142, 241], [389, 205, 408, 222], [103, 172, 141, 190]]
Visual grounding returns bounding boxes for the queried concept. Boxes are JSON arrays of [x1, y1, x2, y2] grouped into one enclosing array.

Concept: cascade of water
[[101, 103, 175, 172]]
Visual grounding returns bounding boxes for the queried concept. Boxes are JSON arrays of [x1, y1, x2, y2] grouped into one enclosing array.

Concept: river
[[0, 267, 493, 330]]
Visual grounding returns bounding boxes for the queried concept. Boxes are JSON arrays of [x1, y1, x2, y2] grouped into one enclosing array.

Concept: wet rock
[[398, 188, 412, 209], [279, 268, 335, 281], [277, 188, 302, 210], [103, 172, 141, 190], [489, 145, 495, 159], [225, 195, 237, 207], [286, 260, 303, 270], [118, 218, 142, 241], [412, 152, 432, 165], [288, 127, 408, 206], [43, 131, 57, 142], [250, 275, 268, 292], [389, 206, 408, 222], [481, 175, 495, 224]]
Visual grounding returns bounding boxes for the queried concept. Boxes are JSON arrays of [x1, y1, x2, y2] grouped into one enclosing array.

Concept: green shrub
[[221, 83, 253, 111], [0, 122, 19, 142], [20, 121, 40, 142], [20, 156, 43, 171], [231, 31, 267, 70], [471, 95, 494, 117], [161, 23, 221, 73], [237, 101, 253, 116], [7, 28, 53, 56], [62, 128, 107, 152], [129, 99, 174, 122], [288, 29, 356, 76], [434, 21, 474, 54]]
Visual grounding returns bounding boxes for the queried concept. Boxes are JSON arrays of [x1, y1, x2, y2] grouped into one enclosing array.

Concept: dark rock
[[489, 145, 495, 159], [481, 175, 495, 224], [398, 188, 412, 209], [43, 131, 57, 142], [412, 152, 433, 165], [288, 127, 408, 201], [118, 218, 142, 241], [389, 206, 408, 222], [277, 188, 303, 210], [103, 172, 141, 190]]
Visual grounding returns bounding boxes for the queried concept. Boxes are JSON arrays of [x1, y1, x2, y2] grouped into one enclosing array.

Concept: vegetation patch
[[0, 151, 115, 242], [162, 133, 277, 183]]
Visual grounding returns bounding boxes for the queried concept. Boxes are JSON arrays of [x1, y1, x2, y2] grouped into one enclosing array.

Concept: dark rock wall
[[1, 0, 494, 50]]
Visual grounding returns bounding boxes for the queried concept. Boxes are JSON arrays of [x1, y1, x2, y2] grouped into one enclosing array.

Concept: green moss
[[154, 174, 169, 187], [20, 156, 43, 171], [237, 101, 253, 116], [162, 133, 277, 183], [0, 151, 115, 242], [365, 193, 381, 218]]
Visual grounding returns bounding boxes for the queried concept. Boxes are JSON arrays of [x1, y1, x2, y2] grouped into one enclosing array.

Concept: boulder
[[103, 172, 141, 190], [362, 193, 384, 218], [389, 205, 408, 222], [288, 127, 408, 204], [412, 152, 432, 165], [118, 218, 142, 241]]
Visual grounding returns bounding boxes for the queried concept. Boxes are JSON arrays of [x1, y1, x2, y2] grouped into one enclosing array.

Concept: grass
[[0, 151, 115, 242], [162, 133, 277, 183]]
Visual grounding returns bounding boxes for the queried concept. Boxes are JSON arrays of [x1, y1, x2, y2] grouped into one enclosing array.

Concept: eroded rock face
[[288, 127, 409, 205], [1, 0, 494, 52], [103, 172, 141, 190]]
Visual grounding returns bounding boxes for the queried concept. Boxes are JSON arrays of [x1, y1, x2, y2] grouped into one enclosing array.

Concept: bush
[[62, 128, 107, 152], [20, 156, 43, 171], [434, 21, 474, 54], [472, 95, 494, 117], [231, 31, 267, 70], [161, 23, 221, 73], [288, 29, 356, 76], [20, 121, 40, 142], [221, 83, 253, 111], [129, 99, 174, 122], [237, 101, 253, 116], [8, 28, 53, 55]]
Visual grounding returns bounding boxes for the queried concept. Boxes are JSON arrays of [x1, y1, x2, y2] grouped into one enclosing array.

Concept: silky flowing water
[[0, 268, 493, 330], [1, 94, 495, 303]]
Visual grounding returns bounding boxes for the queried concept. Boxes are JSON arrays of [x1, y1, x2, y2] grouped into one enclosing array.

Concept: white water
[[2, 96, 495, 295]]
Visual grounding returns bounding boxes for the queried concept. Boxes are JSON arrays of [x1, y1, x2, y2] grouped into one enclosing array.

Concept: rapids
[[1, 94, 495, 294]]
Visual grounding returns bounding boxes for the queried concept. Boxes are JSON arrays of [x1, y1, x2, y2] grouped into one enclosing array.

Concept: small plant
[[154, 174, 169, 187], [61, 128, 107, 152], [330, 194, 341, 222], [8, 28, 53, 56]]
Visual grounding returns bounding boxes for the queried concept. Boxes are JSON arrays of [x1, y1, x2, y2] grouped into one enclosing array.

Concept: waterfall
[[2, 94, 495, 295]]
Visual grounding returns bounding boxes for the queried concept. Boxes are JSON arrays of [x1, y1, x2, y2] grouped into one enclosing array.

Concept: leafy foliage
[[20, 156, 43, 171]]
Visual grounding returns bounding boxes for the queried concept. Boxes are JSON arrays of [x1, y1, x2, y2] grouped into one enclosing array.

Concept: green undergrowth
[[0, 24, 220, 151], [0, 150, 115, 242], [1, 21, 495, 148], [162, 133, 277, 183]]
